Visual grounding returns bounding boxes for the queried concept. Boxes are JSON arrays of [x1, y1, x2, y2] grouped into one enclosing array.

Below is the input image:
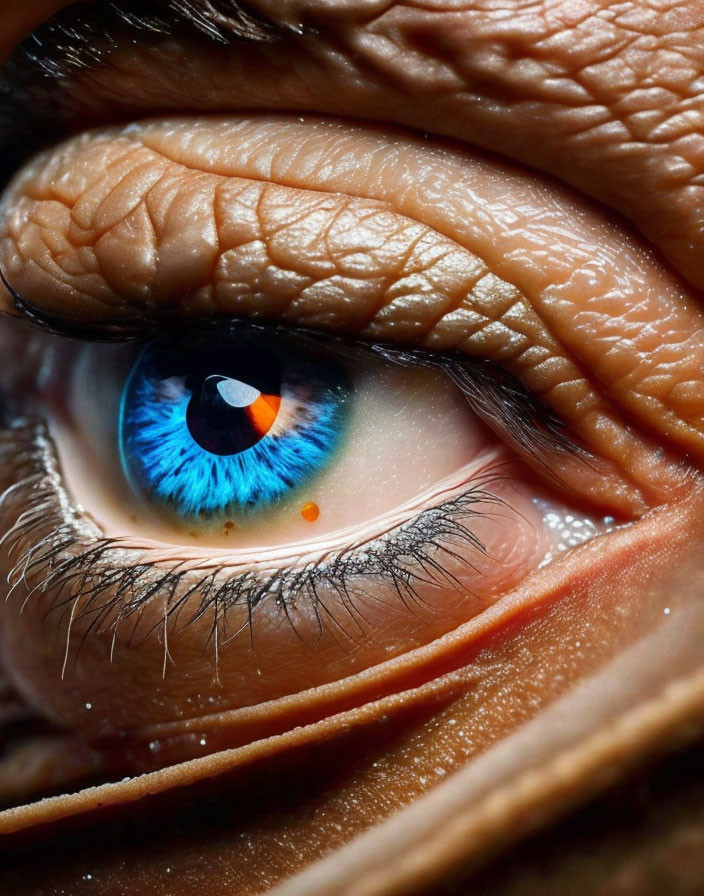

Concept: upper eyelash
[[0, 265, 588, 464], [0, 269, 164, 342], [360, 342, 587, 467]]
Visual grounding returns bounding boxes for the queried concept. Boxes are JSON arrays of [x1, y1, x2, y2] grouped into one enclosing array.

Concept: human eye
[[2, 2, 704, 893], [0, 106, 689, 777], [0, 135, 615, 751]]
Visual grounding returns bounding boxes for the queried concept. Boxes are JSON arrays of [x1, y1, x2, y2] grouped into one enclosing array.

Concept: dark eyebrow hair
[[0, 0, 292, 185]]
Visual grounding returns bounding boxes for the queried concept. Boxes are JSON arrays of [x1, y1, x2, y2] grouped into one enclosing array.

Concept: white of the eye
[[214, 376, 261, 408]]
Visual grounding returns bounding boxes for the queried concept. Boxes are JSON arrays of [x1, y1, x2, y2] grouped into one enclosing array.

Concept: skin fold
[[4, 1, 704, 894]]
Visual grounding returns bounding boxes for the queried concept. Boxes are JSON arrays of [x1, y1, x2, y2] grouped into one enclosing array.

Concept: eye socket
[[0, 112, 677, 781], [0, 314, 614, 773]]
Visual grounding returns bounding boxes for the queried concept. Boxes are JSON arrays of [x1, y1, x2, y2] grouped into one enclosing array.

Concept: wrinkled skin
[[4, 1, 704, 894]]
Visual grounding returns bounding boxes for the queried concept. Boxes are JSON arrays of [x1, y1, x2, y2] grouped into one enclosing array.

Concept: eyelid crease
[[0, 117, 691, 515]]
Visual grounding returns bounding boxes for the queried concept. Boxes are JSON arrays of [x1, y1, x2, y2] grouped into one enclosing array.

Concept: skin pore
[[4, 1, 704, 895]]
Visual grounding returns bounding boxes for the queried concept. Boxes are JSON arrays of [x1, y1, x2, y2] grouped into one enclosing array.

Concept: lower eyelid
[[0, 396, 599, 755]]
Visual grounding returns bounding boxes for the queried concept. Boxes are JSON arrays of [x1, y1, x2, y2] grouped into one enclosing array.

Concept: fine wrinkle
[[3, 137, 567, 378], [0, 119, 692, 511]]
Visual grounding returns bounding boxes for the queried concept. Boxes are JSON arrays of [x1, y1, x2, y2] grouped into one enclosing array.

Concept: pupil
[[184, 346, 282, 456]]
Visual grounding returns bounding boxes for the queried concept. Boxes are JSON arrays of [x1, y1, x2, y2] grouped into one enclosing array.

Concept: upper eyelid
[[0, 119, 689, 419], [0, 115, 693, 515], [3, 6, 700, 478]]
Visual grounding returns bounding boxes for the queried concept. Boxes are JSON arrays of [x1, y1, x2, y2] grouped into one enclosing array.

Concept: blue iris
[[119, 329, 349, 519]]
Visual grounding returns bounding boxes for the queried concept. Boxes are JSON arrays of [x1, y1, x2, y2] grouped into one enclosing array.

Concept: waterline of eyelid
[[534, 498, 617, 567], [73, 446, 513, 570], [0, 417, 607, 607], [0, 420, 605, 597], [70, 472, 609, 575], [0, 418, 536, 606]]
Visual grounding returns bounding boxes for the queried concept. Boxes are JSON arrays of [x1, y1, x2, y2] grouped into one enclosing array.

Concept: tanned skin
[[4, 2, 704, 895]]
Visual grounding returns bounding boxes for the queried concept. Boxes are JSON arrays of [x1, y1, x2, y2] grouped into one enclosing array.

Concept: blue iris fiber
[[119, 332, 349, 519]]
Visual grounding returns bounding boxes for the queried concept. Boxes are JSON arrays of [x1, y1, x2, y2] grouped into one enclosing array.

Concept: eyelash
[[0, 309, 587, 668], [1, 414, 512, 667]]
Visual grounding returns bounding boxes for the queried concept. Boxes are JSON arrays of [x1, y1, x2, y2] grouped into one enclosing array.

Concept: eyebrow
[[0, 0, 291, 185]]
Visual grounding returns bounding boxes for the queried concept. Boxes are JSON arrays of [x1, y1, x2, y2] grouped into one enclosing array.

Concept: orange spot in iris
[[247, 394, 281, 436], [301, 501, 320, 523]]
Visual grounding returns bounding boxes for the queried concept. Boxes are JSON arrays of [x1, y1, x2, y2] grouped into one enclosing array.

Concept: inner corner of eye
[[32, 325, 606, 578]]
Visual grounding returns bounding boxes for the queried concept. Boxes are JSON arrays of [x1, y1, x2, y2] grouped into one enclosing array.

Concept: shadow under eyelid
[[361, 342, 589, 464], [0, 257, 579, 461], [0, 267, 160, 341]]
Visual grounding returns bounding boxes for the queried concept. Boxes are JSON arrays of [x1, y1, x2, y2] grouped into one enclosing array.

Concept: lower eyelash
[[0, 417, 510, 661]]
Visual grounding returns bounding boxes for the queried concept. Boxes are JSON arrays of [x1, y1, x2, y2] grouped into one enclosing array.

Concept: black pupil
[[184, 344, 282, 456]]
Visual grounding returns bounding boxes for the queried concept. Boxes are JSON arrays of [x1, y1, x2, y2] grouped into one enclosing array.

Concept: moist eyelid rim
[[0, 417, 515, 645]]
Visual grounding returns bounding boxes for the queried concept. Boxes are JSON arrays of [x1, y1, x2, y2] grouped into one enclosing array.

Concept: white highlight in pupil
[[213, 376, 261, 408]]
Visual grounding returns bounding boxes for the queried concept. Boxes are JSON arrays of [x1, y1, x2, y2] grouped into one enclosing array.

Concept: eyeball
[[120, 329, 350, 520]]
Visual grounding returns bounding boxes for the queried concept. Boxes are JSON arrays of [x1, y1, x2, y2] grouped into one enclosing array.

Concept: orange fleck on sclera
[[301, 501, 320, 522]]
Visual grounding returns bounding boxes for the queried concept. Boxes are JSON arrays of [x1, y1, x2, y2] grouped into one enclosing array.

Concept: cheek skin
[[5, 480, 704, 896]]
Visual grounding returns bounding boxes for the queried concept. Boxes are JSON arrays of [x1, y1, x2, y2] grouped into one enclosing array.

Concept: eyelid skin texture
[[0, 115, 695, 516], [19, 0, 704, 297]]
